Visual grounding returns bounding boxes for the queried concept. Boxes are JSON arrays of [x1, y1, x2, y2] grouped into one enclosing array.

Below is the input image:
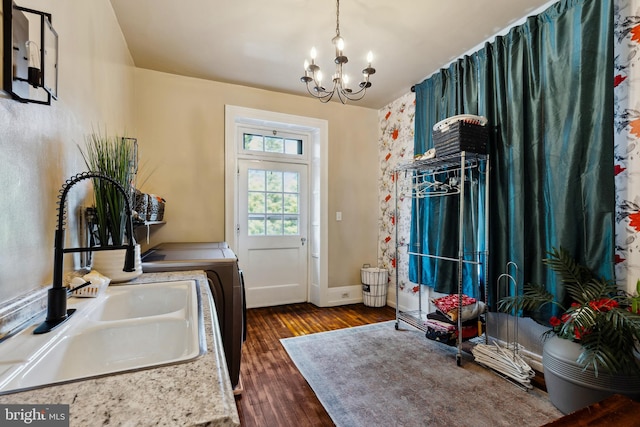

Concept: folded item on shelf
[[442, 301, 485, 322], [426, 311, 481, 326], [424, 318, 457, 332], [425, 323, 480, 345], [425, 327, 456, 345], [431, 294, 485, 322], [432, 294, 476, 313]]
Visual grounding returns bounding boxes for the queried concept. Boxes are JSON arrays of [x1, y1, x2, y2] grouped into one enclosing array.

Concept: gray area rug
[[281, 321, 562, 427]]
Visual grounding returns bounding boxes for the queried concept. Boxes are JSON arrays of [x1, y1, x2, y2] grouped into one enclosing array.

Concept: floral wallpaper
[[614, 0, 640, 292], [378, 0, 640, 301], [378, 94, 416, 296]]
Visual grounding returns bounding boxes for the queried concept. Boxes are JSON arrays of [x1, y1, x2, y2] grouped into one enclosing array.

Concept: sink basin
[[0, 280, 205, 394], [90, 282, 191, 321]]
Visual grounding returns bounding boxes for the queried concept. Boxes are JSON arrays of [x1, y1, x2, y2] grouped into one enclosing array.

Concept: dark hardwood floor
[[235, 303, 396, 426]]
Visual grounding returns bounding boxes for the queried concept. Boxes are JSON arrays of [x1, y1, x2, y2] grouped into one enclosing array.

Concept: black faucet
[[34, 172, 136, 334]]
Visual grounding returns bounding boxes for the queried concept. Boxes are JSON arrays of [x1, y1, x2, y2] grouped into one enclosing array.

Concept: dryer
[[141, 242, 245, 391]]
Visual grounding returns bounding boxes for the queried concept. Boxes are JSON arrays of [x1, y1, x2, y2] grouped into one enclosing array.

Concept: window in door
[[247, 168, 300, 236]]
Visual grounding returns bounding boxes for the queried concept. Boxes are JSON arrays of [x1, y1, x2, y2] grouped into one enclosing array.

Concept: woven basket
[[433, 121, 488, 157]]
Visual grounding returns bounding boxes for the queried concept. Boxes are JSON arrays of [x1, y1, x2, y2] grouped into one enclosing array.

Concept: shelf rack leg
[[456, 151, 466, 366]]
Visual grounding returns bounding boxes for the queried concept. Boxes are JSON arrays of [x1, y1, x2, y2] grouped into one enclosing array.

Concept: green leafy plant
[[498, 247, 640, 376], [79, 131, 136, 246]]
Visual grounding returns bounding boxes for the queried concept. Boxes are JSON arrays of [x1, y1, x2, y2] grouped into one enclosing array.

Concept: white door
[[238, 160, 308, 308]]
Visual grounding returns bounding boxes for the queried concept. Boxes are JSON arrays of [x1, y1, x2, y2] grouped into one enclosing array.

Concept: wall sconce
[[2, 0, 58, 105]]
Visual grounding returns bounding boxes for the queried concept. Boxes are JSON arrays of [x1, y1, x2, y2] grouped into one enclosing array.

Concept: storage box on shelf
[[135, 190, 166, 222], [433, 120, 488, 157]]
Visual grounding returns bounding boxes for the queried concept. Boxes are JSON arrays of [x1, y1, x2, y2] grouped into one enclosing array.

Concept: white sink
[[90, 282, 192, 321], [0, 280, 205, 394]]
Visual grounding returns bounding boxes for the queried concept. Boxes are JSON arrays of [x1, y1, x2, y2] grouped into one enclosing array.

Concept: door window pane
[[248, 215, 266, 235], [283, 194, 298, 214], [266, 171, 283, 192], [267, 193, 283, 213], [248, 193, 265, 214], [285, 139, 303, 155], [248, 169, 265, 191], [284, 216, 299, 235], [283, 172, 298, 193], [244, 134, 264, 151], [265, 136, 284, 153], [266, 216, 283, 235]]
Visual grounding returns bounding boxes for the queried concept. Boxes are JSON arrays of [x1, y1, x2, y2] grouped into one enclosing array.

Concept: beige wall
[[0, 0, 135, 302], [133, 69, 379, 288]]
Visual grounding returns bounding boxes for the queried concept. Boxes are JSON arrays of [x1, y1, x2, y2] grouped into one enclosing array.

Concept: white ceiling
[[109, 0, 555, 109]]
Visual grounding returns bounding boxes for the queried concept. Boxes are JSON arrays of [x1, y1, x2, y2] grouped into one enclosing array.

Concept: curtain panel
[[411, 0, 614, 307]]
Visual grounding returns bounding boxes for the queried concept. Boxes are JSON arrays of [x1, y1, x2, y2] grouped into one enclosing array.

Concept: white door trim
[[224, 105, 330, 306]]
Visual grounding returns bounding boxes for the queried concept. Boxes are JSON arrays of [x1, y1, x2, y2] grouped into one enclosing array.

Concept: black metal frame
[[2, 0, 58, 105]]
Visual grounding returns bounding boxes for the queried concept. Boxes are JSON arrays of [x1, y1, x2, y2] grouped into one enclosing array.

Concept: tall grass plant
[[80, 131, 136, 246]]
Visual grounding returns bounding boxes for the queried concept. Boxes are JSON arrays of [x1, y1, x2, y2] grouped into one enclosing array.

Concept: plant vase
[[542, 335, 640, 414], [91, 244, 142, 283]]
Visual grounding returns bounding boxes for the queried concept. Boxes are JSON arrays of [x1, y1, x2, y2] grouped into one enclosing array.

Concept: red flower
[[385, 111, 391, 120], [614, 164, 626, 175], [391, 258, 396, 268], [632, 24, 640, 43], [412, 286, 419, 293], [629, 211, 640, 233], [589, 298, 618, 312], [614, 74, 627, 87], [385, 194, 392, 203], [615, 253, 625, 264], [630, 118, 640, 139], [391, 128, 399, 140], [561, 313, 571, 323], [549, 316, 562, 327], [384, 236, 391, 243], [385, 152, 392, 162]]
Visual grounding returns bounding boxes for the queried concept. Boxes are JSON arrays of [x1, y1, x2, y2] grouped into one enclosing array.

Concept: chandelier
[[300, 0, 375, 104]]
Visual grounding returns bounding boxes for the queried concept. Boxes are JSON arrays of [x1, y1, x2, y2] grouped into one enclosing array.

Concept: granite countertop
[[0, 271, 240, 427]]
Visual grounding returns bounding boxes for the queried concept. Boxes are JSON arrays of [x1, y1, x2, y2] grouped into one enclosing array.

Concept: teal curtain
[[411, 0, 614, 308]]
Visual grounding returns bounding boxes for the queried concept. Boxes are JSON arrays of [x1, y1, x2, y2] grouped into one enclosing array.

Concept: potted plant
[[498, 247, 640, 413], [79, 130, 142, 282]]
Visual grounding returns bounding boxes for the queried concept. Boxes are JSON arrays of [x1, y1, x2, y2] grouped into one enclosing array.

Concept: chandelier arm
[[305, 81, 336, 102], [338, 86, 369, 102]]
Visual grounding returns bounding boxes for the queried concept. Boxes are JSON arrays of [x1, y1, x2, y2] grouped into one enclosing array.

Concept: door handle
[[301, 237, 307, 246]]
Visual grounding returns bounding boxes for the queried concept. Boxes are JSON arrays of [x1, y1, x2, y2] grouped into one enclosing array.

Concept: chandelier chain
[[336, 0, 340, 37]]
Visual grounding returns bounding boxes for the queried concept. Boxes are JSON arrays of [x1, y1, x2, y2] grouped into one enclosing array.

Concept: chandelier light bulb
[[337, 38, 344, 53], [367, 51, 373, 65], [310, 47, 317, 60], [317, 70, 323, 83]]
